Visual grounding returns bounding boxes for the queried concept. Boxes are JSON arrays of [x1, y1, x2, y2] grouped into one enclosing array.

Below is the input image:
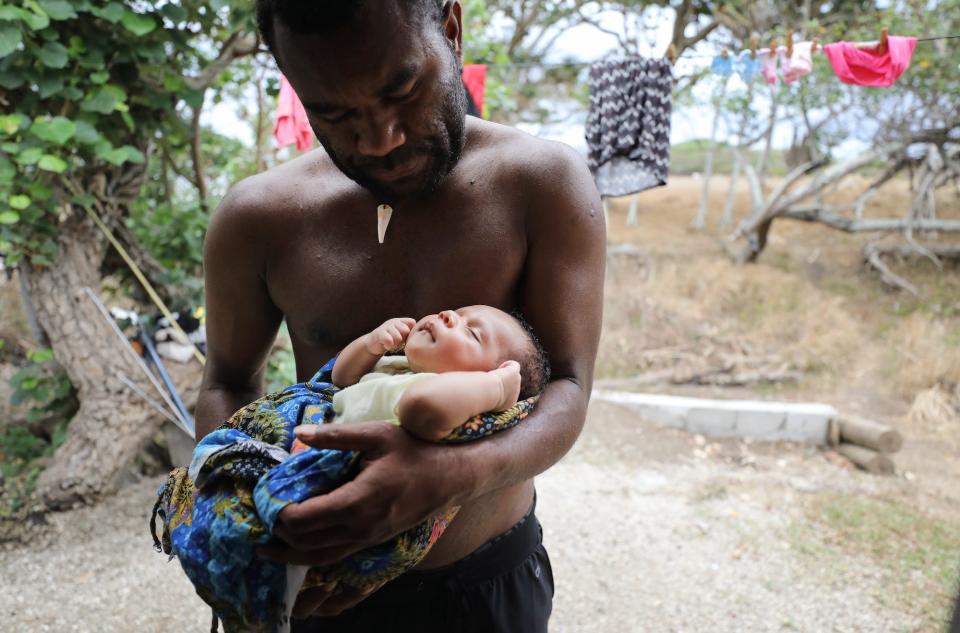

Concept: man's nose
[[355, 109, 406, 157]]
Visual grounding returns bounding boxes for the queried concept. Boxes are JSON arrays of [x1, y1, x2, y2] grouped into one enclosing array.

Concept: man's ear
[[441, 1, 462, 59]]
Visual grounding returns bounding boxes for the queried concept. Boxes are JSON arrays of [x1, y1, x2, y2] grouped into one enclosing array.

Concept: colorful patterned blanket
[[151, 357, 537, 633]]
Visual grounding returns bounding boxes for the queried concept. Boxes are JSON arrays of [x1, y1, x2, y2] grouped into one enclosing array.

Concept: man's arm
[[266, 142, 604, 560], [434, 141, 605, 496], [196, 181, 284, 439]]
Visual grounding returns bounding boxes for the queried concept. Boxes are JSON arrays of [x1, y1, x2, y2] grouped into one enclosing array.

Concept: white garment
[[783, 42, 813, 83], [332, 355, 435, 425]]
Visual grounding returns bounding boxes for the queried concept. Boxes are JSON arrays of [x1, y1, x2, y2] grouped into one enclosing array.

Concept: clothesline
[[473, 32, 960, 68]]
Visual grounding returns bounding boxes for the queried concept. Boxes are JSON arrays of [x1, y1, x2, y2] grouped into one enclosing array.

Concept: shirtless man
[[195, 1, 605, 630]]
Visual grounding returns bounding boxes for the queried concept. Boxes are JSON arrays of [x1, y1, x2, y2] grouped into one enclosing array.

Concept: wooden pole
[[837, 443, 895, 475], [838, 415, 903, 453]]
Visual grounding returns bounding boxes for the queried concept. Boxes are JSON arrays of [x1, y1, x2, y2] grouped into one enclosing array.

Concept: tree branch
[[184, 32, 260, 92]]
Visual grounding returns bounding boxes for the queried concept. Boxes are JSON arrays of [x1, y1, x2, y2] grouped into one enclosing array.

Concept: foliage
[[8, 347, 77, 427], [266, 322, 297, 392], [0, 0, 257, 271]]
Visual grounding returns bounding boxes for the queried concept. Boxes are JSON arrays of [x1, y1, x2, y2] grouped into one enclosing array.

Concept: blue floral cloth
[[151, 357, 537, 633]]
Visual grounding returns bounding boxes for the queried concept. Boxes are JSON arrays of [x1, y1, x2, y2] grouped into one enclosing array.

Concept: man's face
[[272, 1, 467, 200]]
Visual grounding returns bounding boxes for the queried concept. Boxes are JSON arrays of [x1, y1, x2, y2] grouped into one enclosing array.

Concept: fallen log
[[838, 415, 903, 453], [837, 443, 895, 475]]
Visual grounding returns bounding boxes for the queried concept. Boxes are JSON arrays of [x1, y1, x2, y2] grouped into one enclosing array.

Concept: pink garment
[[758, 48, 778, 85], [822, 36, 917, 87], [782, 41, 813, 84], [273, 74, 314, 152]]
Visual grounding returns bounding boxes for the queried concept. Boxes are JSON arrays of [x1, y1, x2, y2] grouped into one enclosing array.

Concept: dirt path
[[2, 400, 943, 633]]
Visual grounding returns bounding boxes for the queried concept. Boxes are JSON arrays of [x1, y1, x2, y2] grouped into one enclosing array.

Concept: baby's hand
[[490, 360, 521, 411], [365, 317, 417, 355]]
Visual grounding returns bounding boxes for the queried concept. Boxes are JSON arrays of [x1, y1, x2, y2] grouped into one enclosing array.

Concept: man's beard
[[321, 67, 467, 200]]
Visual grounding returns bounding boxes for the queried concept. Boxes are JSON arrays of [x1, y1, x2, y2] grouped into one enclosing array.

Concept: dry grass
[[600, 175, 960, 415]]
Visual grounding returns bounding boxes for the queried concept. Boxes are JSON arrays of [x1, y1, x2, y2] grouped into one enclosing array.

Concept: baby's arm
[[331, 317, 417, 387], [397, 361, 521, 441]]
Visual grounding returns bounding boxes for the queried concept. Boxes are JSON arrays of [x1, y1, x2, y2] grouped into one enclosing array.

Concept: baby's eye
[[470, 328, 480, 342]]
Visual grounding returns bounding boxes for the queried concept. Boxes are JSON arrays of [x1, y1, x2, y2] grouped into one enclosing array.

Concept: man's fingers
[[274, 523, 358, 549], [293, 421, 390, 451], [278, 489, 357, 535], [291, 583, 337, 619], [257, 542, 364, 567]]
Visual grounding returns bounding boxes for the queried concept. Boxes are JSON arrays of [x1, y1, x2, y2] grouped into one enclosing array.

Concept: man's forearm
[[444, 376, 589, 505], [195, 383, 263, 440]]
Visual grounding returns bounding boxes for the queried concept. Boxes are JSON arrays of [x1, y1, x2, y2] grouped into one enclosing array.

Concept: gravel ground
[[0, 400, 926, 632]]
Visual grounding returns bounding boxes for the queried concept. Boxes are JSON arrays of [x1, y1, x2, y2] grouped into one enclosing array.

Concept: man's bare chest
[[265, 198, 526, 360]]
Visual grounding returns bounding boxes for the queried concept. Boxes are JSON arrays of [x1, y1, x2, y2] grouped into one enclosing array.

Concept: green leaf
[[0, 210, 19, 224], [71, 192, 94, 208], [0, 113, 27, 135], [89, 70, 108, 84], [99, 147, 128, 165], [80, 85, 125, 114], [0, 23, 22, 58], [30, 116, 75, 145], [73, 119, 99, 144], [120, 10, 155, 36], [36, 41, 68, 68], [91, 3, 124, 23], [120, 145, 144, 164], [9, 195, 30, 210], [21, 11, 49, 30], [160, 4, 187, 23], [37, 0, 77, 21], [29, 348, 54, 363], [15, 147, 42, 165], [0, 69, 24, 89], [1, 142, 18, 153], [37, 154, 67, 173], [0, 7, 25, 20], [36, 75, 63, 98], [210, 0, 230, 10]]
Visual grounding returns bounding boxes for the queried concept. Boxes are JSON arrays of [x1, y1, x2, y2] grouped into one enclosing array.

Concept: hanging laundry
[[273, 74, 314, 152], [585, 57, 673, 197], [823, 36, 917, 87], [782, 41, 814, 83], [758, 48, 778, 85], [462, 64, 487, 118], [735, 50, 761, 82], [711, 54, 734, 76]]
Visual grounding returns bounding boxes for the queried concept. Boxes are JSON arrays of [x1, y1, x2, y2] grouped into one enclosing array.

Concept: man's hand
[[365, 317, 416, 355], [256, 421, 466, 614]]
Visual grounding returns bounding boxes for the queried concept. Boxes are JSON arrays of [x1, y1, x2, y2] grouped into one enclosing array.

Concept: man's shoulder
[[214, 150, 336, 224], [469, 119, 588, 183]]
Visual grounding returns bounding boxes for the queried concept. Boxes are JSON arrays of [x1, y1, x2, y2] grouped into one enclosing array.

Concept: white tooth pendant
[[377, 204, 393, 244]]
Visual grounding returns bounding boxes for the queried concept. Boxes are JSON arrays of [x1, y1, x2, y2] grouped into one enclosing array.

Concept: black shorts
[[292, 498, 554, 633]]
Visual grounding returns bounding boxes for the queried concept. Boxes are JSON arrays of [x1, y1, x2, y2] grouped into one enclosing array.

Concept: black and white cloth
[[585, 57, 673, 198]]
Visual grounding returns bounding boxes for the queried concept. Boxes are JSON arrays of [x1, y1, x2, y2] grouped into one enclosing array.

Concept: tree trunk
[[20, 212, 161, 509]]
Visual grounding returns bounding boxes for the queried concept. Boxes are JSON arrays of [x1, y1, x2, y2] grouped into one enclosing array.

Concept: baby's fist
[[491, 360, 521, 411], [366, 317, 417, 355]]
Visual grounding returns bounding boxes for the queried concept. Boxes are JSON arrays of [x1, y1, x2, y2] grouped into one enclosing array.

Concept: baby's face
[[405, 305, 525, 374]]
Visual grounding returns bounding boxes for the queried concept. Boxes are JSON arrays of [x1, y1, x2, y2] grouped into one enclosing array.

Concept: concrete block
[[734, 410, 787, 439], [592, 390, 836, 445]]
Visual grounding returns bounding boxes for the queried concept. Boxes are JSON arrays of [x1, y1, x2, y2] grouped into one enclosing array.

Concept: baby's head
[[405, 305, 550, 399]]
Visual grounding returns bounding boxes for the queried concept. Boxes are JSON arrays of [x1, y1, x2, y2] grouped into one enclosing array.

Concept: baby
[[328, 305, 549, 440], [154, 305, 549, 633]]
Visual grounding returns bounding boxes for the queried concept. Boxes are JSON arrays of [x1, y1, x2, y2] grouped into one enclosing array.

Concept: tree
[[0, 0, 258, 508]]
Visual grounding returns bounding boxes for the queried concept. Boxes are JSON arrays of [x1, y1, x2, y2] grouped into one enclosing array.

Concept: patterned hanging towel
[[585, 57, 673, 198], [150, 356, 538, 633]]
